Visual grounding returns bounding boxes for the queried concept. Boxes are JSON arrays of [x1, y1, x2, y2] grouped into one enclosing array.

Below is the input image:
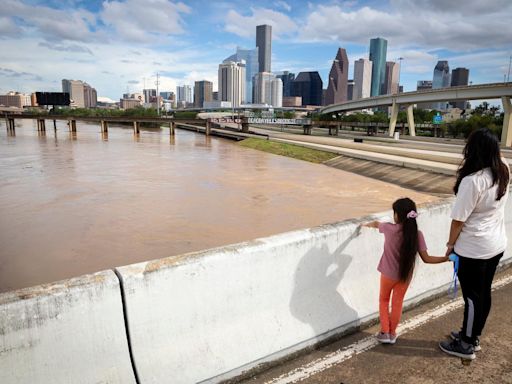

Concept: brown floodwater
[[0, 119, 437, 292]]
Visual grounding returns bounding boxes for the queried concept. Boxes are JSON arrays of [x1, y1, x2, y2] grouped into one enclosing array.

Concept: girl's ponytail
[[393, 198, 419, 282]]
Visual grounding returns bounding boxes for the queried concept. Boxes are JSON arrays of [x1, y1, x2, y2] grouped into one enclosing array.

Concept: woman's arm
[[445, 219, 465, 256], [418, 250, 449, 263], [362, 220, 380, 228]]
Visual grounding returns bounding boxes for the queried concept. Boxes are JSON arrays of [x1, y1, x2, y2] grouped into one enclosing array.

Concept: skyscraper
[[218, 61, 246, 107], [62, 79, 85, 107], [143, 89, 157, 104], [271, 77, 283, 107], [276, 71, 295, 97], [369, 37, 388, 97], [416, 80, 433, 109], [224, 47, 258, 103], [432, 60, 451, 110], [253, 72, 274, 105], [293, 72, 323, 106], [194, 80, 213, 108], [384, 61, 400, 95], [353, 58, 372, 100], [256, 25, 272, 73], [325, 48, 349, 105], [347, 80, 354, 101], [450, 67, 470, 109], [83, 83, 97, 108], [177, 85, 193, 104]]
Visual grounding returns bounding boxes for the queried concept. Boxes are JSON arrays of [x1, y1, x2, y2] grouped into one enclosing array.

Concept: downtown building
[[416, 80, 433, 109], [276, 71, 295, 97], [353, 58, 372, 100], [0, 91, 31, 108], [176, 85, 193, 105], [218, 61, 246, 108], [383, 61, 400, 95], [369, 37, 388, 97], [224, 47, 258, 104], [450, 67, 470, 109], [256, 25, 272, 73], [293, 72, 323, 106], [253, 72, 282, 107], [194, 80, 213, 108], [325, 48, 349, 105], [432, 60, 451, 110]]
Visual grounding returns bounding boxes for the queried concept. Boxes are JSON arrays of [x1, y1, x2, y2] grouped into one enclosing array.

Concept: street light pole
[[397, 57, 404, 94], [155, 73, 160, 116]]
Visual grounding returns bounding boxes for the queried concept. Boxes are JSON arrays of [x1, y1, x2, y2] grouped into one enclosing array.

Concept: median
[[239, 138, 338, 164]]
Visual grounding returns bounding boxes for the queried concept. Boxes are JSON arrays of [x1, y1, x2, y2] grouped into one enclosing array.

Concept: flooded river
[[0, 119, 437, 292]]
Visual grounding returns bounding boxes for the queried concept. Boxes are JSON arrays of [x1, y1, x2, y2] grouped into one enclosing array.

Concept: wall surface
[[2, 195, 511, 384], [117, 195, 512, 383], [0, 270, 136, 384]]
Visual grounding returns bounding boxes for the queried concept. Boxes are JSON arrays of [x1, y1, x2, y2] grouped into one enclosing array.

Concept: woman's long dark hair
[[393, 198, 418, 282], [454, 128, 509, 200]]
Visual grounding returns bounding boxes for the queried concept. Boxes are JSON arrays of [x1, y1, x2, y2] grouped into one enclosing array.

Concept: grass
[[239, 138, 338, 164]]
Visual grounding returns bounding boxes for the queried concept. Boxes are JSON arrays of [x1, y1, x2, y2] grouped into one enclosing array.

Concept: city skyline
[[1, 0, 511, 101]]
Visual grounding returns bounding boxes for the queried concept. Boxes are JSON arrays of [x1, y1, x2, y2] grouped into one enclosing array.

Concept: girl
[[439, 128, 510, 360], [364, 197, 448, 344]]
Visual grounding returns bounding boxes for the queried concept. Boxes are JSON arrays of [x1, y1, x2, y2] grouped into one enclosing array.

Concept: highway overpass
[[321, 83, 512, 146]]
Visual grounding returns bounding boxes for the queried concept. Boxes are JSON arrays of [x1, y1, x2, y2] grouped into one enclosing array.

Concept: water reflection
[[0, 119, 438, 292]]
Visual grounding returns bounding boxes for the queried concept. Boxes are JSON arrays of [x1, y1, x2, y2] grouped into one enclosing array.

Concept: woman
[[439, 128, 510, 360]]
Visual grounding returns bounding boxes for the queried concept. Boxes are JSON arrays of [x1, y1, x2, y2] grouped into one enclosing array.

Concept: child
[[364, 197, 448, 344]]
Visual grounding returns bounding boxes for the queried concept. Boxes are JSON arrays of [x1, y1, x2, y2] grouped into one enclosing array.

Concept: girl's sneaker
[[450, 331, 481, 351], [376, 332, 391, 344], [389, 334, 397, 344], [439, 339, 476, 360]]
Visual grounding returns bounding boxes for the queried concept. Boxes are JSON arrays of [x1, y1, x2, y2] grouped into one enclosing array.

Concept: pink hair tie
[[406, 210, 418, 219]]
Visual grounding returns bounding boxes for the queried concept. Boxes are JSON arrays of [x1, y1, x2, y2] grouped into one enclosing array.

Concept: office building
[[177, 85, 193, 104], [256, 24, 272, 72], [432, 60, 451, 110], [194, 80, 213, 108], [325, 48, 349, 105], [0, 91, 31, 108], [384, 61, 400, 95], [83, 83, 97, 108], [224, 47, 258, 103], [62, 79, 85, 107], [293, 72, 323, 106], [369, 37, 388, 97], [219, 61, 245, 108], [416, 80, 433, 109], [276, 71, 295, 97], [353, 58, 372, 100], [450, 67, 470, 109], [271, 77, 283, 107], [253, 72, 274, 105], [143, 89, 157, 104], [347, 80, 354, 101], [282, 96, 302, 107]]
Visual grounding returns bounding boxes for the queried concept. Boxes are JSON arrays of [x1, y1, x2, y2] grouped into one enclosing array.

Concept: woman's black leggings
[[457, 252, 503, 344]]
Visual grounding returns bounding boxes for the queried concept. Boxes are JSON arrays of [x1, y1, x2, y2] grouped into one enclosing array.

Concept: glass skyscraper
[[369, 37, 388, 97], [224, 47, 258, 104], [432, 60, 451, 110]]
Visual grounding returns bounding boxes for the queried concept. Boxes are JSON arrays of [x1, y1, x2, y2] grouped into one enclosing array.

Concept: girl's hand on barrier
[[362, 220, 380, 229]]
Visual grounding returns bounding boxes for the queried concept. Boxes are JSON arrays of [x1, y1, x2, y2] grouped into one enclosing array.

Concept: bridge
[[321, 82, 512, 146]]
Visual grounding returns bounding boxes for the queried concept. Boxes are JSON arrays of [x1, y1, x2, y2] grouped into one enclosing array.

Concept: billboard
[[36, 92, 70, 106]]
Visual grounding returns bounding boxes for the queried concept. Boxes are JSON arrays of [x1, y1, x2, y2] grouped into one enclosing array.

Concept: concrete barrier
[[115, 194, 512, 383], [0, 270, 136, 384]]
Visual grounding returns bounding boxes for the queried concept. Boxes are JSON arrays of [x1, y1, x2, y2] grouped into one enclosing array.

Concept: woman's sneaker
[[450, 331, 481, 351], [376, 332, 391, 344], [439, 339, 476, 360], [389, 334, 397, 344]]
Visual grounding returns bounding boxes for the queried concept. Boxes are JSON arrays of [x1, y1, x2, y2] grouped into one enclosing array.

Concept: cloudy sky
[[1, 0, 511, 100]]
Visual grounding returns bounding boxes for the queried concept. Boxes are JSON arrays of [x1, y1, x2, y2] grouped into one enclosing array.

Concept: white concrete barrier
[[0, 270, 136, 384], [116, 194, 512, 383]]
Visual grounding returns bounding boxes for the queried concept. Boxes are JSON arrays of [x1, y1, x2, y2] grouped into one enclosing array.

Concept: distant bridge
[[321, 83, 512, 146]]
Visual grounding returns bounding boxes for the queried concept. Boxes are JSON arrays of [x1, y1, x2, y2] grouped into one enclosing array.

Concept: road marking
[[265, 273, 512, 384]]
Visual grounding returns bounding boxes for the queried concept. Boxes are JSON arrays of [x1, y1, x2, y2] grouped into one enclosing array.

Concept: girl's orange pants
[[379, 274, 410, 335]]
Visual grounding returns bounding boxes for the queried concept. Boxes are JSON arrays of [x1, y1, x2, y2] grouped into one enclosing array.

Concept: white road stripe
[[265, 274, 512, 384]]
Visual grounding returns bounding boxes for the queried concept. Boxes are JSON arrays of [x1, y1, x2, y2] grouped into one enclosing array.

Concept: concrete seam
[[113, 269, 141, 384]]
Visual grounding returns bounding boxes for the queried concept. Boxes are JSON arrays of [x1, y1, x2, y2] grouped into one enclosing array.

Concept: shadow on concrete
[[289, 227, 361, 340], [371, 336, 443, 359]]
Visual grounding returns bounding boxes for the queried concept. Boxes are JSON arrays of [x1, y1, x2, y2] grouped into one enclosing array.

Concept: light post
[[397, 57, 404, 94], [155, 73, 160, 116]]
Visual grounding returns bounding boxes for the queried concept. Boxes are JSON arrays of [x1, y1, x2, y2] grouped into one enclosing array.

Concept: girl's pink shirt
[[377, 222, 427, 281]]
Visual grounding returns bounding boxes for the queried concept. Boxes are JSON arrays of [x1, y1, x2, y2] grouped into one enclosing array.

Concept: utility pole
[[397, 57, 404, 94], [155, 73, 160, 116]]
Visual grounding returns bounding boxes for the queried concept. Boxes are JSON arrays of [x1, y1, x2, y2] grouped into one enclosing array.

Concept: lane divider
[[265, 273, 512, 384]]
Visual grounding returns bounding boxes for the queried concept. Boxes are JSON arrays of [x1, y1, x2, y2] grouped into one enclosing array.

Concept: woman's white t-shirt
[[452, 167, 509, 259]]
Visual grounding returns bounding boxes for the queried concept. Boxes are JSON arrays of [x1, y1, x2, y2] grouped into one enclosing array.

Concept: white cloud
[[274, 1, 292, 12], [224, 7, 298, 39]]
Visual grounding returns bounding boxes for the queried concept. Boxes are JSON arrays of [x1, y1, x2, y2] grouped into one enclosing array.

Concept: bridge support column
[[501, 96, 512, 147], [5, 117, 15, 132], [100, 120, 108, 133], [205, 119, 211, 136], [169, 121, 175, 136], [68, 120, 77, 132], [241, 116, 249, 133], [133, 121, 140, 134], [37, 119, 46, 131], [406, 105, 416, 136], [303, 124, 312, 135], [388, 101, 399, 137]]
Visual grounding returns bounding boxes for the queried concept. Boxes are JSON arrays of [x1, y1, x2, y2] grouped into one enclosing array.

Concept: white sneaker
[[376, 332, 391, 344], [389, 334, 397, 344]]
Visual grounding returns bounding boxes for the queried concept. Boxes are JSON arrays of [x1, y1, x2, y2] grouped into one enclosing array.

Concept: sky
[[1, 0, 511, 101]]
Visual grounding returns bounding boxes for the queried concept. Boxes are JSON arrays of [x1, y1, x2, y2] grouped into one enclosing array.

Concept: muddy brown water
[[0, 120, 438, 292]]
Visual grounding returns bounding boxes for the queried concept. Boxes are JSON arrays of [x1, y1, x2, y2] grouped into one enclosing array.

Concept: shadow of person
[[290, 227, 361, 341]]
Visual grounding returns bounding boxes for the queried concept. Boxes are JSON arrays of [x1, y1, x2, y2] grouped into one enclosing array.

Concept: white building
[[0, 92, 31, 108], [176, 85, 193, 104], [271, 77, 283, 107], [218, 61, 246, 108], [353, 58, 372, 100], [62, 79, 85, 108]]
